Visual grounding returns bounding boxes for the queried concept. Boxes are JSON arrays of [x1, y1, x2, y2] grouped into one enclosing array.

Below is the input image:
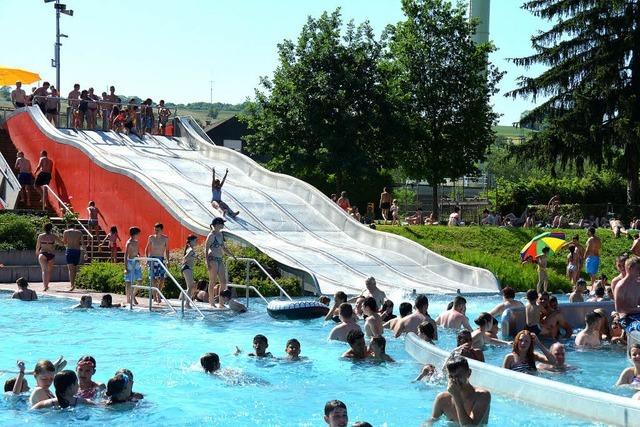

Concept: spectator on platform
[[11, 81, 27, 108]]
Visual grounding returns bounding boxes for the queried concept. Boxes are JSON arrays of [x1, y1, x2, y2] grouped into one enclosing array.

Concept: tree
[[507, 1, 640, 204], [241, 9, 393, 195], [385, 0, 502, 217]]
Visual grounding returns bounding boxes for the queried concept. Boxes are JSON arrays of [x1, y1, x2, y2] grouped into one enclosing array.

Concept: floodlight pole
[[47, 0, 72, 93]]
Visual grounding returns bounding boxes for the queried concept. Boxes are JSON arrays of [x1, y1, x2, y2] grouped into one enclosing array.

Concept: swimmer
[[324, 399, 348, 427], [31, 370, 94, 409], [29, 360, 56, 406], [428, 356, 491, 426], [328, 303, 362, 342], [569, 278, 587, 303], [384, 302, 412, 330], [201, 353, 221, 373], [362, 297, 383, 338], [538, 343, 570, 372], [349, 277, 386, 309], [73, 295, 93, 309], [611, 253, 629, 294], [524, 289, 551, 336], [368, 336, 394, 362], [417, 321, 436, 344], [342, 330, 371, 360], [249, 334, 273, 358], [220, 289, 247, 313], [324, 291, 348, 322], [285, 338, 302, 361], [379, 300, 396, 322], [100, 294, 121, 308], [104, 372, 137, 405], [435, 296, 472, 331], [392, 295, 437, 338], [452, 330, 484, 362], [616, 344, 640, 389], [502, 331, 556, 374], [4, 361, 29, 394], [471, 313, 504, 347], [542, 296, 573, 339], [12, 277, 37, 301], [488, 287, 523, 317], [575, 312, 602, 348], [113, 368, 143, 400], [76, 356, 104, 399]]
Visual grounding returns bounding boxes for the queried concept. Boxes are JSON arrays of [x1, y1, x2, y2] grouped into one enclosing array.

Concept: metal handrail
[[130, 284, 177, 314], [227, 283, 268, 307], [134, 257, 205, 319], [225, 257, 293, 301], [42, 184, 94, 261]]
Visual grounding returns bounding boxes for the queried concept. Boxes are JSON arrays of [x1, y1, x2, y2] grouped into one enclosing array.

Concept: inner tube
[[267, 300, 329, 320]]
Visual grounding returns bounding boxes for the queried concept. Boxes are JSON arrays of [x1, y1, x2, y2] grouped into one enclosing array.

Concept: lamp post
[[45, 0, 73, 93]]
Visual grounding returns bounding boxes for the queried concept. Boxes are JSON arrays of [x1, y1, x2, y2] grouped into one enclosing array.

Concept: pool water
[[0, 292, 628, 426]]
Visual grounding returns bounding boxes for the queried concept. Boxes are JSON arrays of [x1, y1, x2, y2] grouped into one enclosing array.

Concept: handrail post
[[245, 262, 250, 308]]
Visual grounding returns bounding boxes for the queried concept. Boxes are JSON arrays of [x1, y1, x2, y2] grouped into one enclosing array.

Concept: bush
[[76, 262, 126, 294], [0, 213, 46, 250], [491, 171, 626, 215]]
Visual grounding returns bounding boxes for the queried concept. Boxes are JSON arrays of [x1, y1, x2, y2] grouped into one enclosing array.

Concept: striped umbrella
[[520, 231, 567, 261]]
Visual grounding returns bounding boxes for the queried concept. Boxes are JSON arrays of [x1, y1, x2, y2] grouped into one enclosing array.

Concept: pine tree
[[508, 0, 640, 204]]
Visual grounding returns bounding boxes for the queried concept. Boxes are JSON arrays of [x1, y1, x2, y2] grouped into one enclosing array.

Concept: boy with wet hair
[[249, 334, 273, 358], [575, 312, 602, 348], [200, 353, 220, 373], [328, 303, 362, 342], [124, 227, 142, 305], [418, 321, 436, 344], [324, 399, 348, 427], [325, 291, 348, 322], [285, 338, 302, 361], [429, 356, 491, 425], [524, 289, 549, 336], [342, 330, 370, 360], [368, 336, 394, 362], [220, 289, 247, 313]]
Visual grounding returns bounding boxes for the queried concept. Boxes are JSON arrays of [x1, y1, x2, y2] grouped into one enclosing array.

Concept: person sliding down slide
[[211, 167, 240, 218]]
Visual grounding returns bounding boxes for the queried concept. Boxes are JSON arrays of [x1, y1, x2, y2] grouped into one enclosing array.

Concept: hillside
[[378, 225, 628, 292]]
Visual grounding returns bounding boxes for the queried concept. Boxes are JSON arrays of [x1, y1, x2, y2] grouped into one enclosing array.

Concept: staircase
[[48, 217, 125, 263]]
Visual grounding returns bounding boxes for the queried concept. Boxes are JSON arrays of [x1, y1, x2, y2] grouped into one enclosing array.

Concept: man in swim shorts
[[34, 150, 53, 204], [584, 227, 602, 286], [379, 187, 392, 224], [428, 356, 491, 425], [614, 256, 640, 333], [124, 227, 143, 305], [145, 223, 169, 304], [324, 400, 348, 427], [14, 151, 33, 205], [63, 223, 83, 292]]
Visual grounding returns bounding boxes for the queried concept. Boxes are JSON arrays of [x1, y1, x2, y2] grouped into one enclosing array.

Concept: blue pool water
[[0, 291, 630, 426]]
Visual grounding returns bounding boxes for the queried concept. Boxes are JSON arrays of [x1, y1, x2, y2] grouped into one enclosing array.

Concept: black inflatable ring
[[267, 300, 329, 320]]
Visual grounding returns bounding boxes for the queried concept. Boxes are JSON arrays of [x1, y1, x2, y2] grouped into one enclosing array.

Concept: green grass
[[493, 125, 534, 138], [378, 225, 630, 292]]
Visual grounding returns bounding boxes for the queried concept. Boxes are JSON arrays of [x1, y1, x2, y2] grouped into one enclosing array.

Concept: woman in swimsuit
[[204, 217, 236, 308], [181, 235, 198, 308], [36, 223, 60, 292], [32, 370, 94, 409], [566, 245, 579, 284], [502, 330, 556, 374], [615, 344, 640, 388]]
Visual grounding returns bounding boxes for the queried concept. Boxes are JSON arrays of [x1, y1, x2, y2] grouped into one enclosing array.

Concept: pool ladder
[[225, 257, 293, 309], [131, 257, 205, 319]]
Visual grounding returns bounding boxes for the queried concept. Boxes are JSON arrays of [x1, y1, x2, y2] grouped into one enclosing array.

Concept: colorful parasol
[[520, 231, 567, 261], [0, 66, 41, 86]]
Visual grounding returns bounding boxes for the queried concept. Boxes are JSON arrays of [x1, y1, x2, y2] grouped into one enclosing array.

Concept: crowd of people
[[10, 81, 173, 135]]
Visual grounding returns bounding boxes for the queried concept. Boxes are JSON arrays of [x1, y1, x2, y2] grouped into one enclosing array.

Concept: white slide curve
[[17, 107, 500, 298]]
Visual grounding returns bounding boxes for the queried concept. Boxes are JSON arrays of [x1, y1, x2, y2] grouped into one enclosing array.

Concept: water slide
[[5, 107, 500, 297]]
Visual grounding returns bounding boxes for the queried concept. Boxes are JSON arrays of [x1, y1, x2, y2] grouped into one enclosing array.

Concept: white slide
[[13, 107, 500, 298]]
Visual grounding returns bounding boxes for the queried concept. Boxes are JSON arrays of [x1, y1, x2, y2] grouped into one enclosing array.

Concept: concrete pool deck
[[0, 281, 231, 313]]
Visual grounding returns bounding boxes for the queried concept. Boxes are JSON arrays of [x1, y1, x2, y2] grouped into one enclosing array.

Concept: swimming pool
[[0, 292, 626, 426]]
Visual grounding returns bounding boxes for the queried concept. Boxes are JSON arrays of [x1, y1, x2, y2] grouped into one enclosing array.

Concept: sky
[[0, 0, 549, 125]]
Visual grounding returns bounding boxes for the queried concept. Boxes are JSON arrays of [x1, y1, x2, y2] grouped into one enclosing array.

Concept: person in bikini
[[63, 222, 83, 291], [615, 344, 640, 388], [145, 223, 170, 304], [36, 223, 61, 292], [205, 217, 236, 307], [123, 227, 143, 305], [14, 151, 33, 205], [75, 355, 104, 400], [211, 167, 239, 217]]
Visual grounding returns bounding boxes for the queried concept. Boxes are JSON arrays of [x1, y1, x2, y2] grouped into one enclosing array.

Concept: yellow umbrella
[[0, 66, 41, 86]]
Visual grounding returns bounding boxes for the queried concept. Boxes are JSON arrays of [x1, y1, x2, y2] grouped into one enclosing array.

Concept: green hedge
[[75, 243, 302, 299], [492, 171, 626, 215], [0, 213, 47, 250]]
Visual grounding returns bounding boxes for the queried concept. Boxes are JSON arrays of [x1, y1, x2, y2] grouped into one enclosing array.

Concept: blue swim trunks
[[620, 313, 640, 333], [148, 256, 166, 280], [585, 256, 600, 275], [65, 248, 81, 266], [124, 259, 142, 283]]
